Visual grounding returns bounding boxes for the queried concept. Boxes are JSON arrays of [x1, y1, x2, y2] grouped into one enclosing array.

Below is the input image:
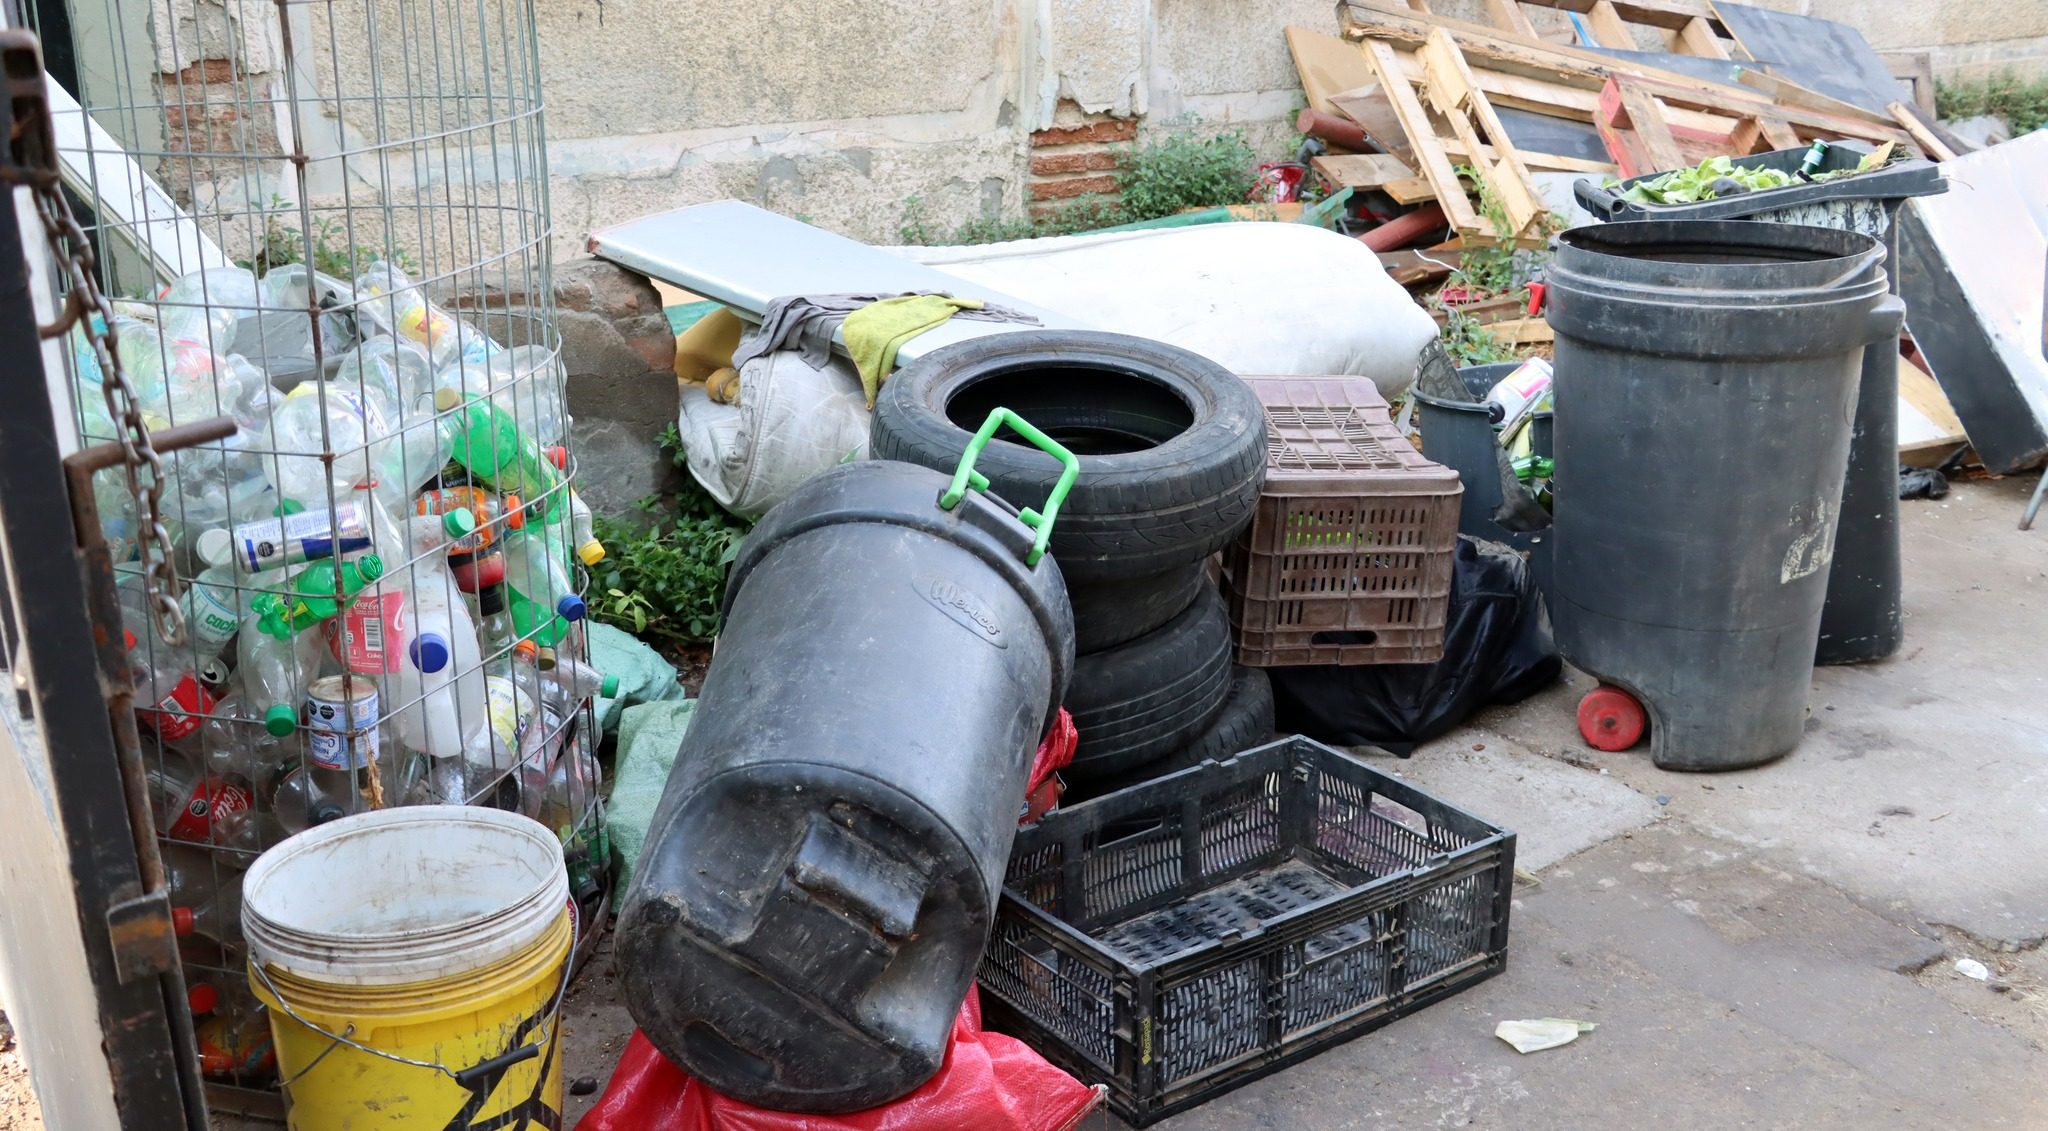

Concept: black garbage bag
[[1269, 537, 1560, 755]]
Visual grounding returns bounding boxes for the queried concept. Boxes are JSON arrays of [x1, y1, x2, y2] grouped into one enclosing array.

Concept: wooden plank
[[1757, 117, 1799, 150], [1583, 1, 1637, 49], [1360, 37, 1485, 232], [1489, 316, 1556, 344], [1312, 153, 1420, 190], [1338, 0, 1898, 133], [1286, 26, 1379, 114], [1484, 0, 1541, 40], [1734, 68, 1898, 126], [1514, 0, 1716, 32], [1384, 175, 1438, 203], [1327, 86, 1417, 166], [1441, 137, 1615, 175], [1390, 48, 1751, 138], [1377, 246, 1462, 287], [1673, 16, 1730, 59], [1891, 101, 1958, 162], [1597, 76, 1684, 177], [1898, 350, 1967, 443], [1416, 28, 1545, 235], [1612, 70, 1912, 146], [1710, 1, 1909, 116], [1883, 51, 1937, 116]]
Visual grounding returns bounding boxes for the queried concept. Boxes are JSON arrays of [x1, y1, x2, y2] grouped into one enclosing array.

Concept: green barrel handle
[[939, 408, 1079, 567]]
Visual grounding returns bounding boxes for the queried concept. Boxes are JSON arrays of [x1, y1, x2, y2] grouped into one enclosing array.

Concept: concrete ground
[[556, 473, 2048, 1130], [9, 475, 2042, 1130]]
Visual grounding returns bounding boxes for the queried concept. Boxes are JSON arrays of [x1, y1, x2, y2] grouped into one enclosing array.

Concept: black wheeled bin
[[615, 416, 1078, 1112], [1575, 143, 1945, 665], [1545, 221, 1902, 771]]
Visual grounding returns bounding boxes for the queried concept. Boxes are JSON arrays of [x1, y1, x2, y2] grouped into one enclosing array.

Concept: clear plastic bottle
[[500, 527, 585, 648], [264, 381, 392, 504], [197, 500, 375, 574], [146, 751, 259, 851], [534, 649, 619, 713], [127, 629, 220, 744], [186, 692, 288, 794], [417, 484, 524, 553], [483, 346, 570, 445], [238, 623, 328, 738], [162, 842, 246, 946], [176, 563, 255, 663], [156, 265, 261, 351], [272, 764, 363, 835]]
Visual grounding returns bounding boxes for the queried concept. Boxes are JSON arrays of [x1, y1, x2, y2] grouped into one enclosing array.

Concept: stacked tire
[[872, 332, 1276, 797]]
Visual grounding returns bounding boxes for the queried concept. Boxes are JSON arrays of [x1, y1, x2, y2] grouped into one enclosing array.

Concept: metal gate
[[0, 21, 211, 1130]]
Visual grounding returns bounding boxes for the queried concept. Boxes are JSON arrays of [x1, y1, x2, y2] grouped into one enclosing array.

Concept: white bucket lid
[[241, 806, 570, 986]]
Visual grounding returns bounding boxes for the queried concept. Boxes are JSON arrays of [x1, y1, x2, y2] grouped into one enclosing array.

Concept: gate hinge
[[105, 884, 181, 984], [0, 31, 57, 189]]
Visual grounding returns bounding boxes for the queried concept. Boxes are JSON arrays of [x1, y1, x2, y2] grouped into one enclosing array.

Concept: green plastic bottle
[[252, 554, 386, 639], [433, 387, 563, 520]]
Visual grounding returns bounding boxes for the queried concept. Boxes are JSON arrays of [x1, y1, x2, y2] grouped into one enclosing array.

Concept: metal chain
[[29, 178, 186, 646]]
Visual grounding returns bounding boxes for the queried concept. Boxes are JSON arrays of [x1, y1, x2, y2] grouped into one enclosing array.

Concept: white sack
[[673, 349, 869, 520]]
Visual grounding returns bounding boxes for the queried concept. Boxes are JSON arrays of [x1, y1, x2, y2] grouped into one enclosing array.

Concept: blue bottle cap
[[409, 632, 451, 673], [557, 594, 586, 622]]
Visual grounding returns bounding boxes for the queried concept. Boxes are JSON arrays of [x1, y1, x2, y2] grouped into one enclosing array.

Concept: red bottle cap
[[173, 906, 195, 937], [187, 982, 217, 1016], [546, 446, 568, 470]]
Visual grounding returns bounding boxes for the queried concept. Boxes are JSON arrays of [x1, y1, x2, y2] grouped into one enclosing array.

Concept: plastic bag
[[674, 349, 870, 520], [1269, 538, 1561, 754], [579, 986, 1101, 1131]]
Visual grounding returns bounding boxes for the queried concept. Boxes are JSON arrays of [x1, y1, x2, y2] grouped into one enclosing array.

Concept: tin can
[[305, 674, 380, 771]]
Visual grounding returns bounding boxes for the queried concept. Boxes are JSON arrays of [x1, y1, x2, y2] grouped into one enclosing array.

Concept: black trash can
[[616, 436, 1077, 1111], [1546, 221, 1902, 771], [1575, 144, 1945, 664], [1414, 361, 1554, 594]]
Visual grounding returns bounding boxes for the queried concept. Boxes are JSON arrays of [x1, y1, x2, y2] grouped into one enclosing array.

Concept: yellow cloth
[[674, 306, 744, 384], [842, 294, 986, 407]]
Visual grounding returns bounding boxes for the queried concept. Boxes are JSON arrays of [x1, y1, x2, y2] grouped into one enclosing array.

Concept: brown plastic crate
[[1224, 376, 1462, 666]]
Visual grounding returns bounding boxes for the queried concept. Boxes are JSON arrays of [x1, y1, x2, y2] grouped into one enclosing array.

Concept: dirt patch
[[1911, 926, 2048, 1051], [0, 1011, 45, 1131]]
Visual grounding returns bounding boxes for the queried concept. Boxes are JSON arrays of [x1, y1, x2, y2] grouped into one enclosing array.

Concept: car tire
[[870, 331, 1266, 584], [1067, 560, 1208, 654], [1062, 665, 1275, 802], [1063, 585, 1233, 781]]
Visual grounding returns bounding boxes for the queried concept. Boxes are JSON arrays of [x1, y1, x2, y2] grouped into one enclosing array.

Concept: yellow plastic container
[[241, 806, 572, 1129]]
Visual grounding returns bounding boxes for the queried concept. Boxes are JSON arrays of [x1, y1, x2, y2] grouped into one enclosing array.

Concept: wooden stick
[[1361, 38, 1485, 232], [1890, 101, 1957, 161]]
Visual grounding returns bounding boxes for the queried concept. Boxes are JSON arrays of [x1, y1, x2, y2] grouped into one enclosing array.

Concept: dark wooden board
[[1710, 1, 1909, 115]]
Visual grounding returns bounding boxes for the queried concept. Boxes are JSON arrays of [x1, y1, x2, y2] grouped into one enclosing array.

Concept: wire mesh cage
[[22, 0, 601, 1104]]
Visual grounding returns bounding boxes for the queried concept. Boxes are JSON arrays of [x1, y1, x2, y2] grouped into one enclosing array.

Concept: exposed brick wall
[[1026, 102, 1134, 219], [156, 59, 284, 211]]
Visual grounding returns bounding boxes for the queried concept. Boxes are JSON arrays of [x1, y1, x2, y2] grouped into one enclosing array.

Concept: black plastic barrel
[[615, 458, 1075, 1111], [1546, 221, 1902, 771], [1413, 361, 1553, 552], [1576, 145, 1945, 664]]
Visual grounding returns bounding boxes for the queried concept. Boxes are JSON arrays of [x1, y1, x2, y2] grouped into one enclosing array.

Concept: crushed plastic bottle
[[500, 527, 584, 648]]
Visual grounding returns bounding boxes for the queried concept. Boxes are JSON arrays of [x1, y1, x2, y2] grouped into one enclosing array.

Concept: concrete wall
[[525, 0, 2048, 256]]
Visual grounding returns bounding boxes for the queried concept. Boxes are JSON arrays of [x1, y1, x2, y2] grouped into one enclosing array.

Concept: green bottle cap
[[600, 674, 621, 698], [355, 554, 385, 583], [265, 704, 297, 737], [442, 508, 478, 539]]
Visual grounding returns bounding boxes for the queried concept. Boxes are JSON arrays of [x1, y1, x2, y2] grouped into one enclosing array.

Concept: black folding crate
[[979, 736, 1515, 1125]]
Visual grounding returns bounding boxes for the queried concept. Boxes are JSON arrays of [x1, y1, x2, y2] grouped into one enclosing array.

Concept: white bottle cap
[[196, 527, 233, 568]]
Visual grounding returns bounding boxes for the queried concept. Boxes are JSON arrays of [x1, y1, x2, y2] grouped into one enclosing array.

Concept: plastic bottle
[[416, 484, 524, 552], [540, 448, 606, 567], [190, 982, 277, 1083], [239, 623, 328, 738], [539, 727, 602, 834], [272, 764, 363, 835], [251, 554, 385, 639], [128, 629, 220, 743], [1484, 358, 1553, 439], [433, 387, 563, 518], [187, 692, 288, 793], [484, 346, 571, 444], [198, 500, 375, 574], [156, 266, 261, 350], [535, 649, 619, 712], [264, 381, 392, 505], [474, 580, 518, 656], [500, 527, 585, 648], [162, 842, 245, 946], [146, 752, 259, 850], [353, 261, 468, 366], [370, 392, 457, 519], [347, 512, 489, 760]]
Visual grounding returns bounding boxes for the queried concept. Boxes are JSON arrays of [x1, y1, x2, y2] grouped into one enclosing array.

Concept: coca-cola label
[[168, 776, 252, 842], [144, 674, 218, 741], [335, 589, 406, 674]]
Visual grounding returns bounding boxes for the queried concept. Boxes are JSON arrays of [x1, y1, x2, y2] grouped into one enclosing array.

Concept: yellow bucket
[[241, 806, 573, 1129]]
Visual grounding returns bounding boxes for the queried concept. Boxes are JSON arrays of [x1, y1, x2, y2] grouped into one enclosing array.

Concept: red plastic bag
[[1021, 708, 1077, 824], [579, 987, 1101, 1131]]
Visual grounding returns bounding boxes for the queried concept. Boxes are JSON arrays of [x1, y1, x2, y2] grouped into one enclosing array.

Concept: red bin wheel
[[1578, 685, 1646, 752]]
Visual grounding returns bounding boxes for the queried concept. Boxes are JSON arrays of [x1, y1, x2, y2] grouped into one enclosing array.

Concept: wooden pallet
[[1596, 74, 1800, 177], [1361, 30, 1547, 237]]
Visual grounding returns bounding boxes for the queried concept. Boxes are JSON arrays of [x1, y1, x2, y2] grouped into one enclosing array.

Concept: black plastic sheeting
[[1269, 538, 1559, 756]]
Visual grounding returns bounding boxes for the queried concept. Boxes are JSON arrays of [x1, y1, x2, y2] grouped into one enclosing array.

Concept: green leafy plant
[[1438, 308, 1517, 367], [588, 425, 754, 645], [1114, 127, 1258, 222], [896, 122, 1257, 246], [1937, 70, 2048, 135], [238, 197, 418, 278]]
